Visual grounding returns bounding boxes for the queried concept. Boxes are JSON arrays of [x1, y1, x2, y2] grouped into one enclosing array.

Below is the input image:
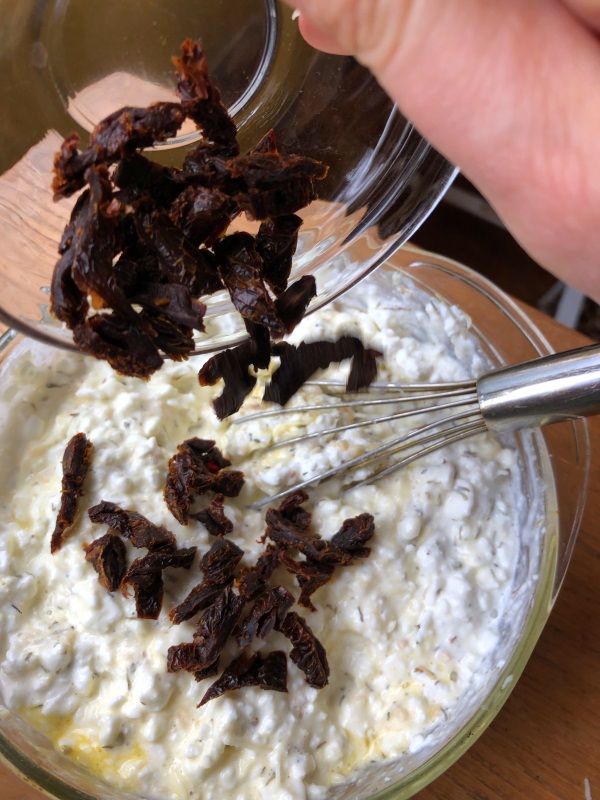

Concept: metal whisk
[[235, 344, 600, 510]]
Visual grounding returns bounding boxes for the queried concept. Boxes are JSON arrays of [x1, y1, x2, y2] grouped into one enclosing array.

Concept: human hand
[[282, 0, 600, 303]]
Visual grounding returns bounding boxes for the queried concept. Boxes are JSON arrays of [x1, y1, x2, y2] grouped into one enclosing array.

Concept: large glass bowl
[[0, 0, 455, 353], [0, 243, 589, 799]]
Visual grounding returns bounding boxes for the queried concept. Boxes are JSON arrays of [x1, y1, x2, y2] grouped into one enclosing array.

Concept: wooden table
[[1, 305, 598, 800]]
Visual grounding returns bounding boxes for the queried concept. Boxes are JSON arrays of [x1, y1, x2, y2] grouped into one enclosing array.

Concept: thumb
[[562, 0, 600, 28], [284, 0, 409, 62]]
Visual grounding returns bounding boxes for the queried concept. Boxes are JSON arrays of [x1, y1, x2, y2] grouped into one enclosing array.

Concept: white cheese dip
[[0, 269, 536, 800]]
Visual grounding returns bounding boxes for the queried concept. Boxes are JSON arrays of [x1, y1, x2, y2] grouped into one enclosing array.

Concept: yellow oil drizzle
[[19, 707, 147, 790]]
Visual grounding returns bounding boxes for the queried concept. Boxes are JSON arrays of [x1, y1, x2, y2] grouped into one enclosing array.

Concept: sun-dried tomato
[[50, 433, 94, 554], [122, 546, 197, 619], [198, 341, 258, 420], [190, 585, 245, 669], [214, 233, 285, 337], [235, 545, 282, 601], [167, 641, 204, 672], [53, 166, 136, 330], [276, 489, 312, 530], [164, 438, 244, 525], [230, 152, 328, 220], [274, 276, 317, 334], [130, 283, 207, 332], [276, 612, 329, 689], [198, 650, 287, 706], [194, 660, 221, 682], [52, 134, 94, 201], [113, 152, 184, 209], [50, 39, 337, 387], [256, 214, 302, 296], [172, 39, 239, 151], [279, 553, 334, 613], [275, 509, 376, 608], [127, 569, 164, 620], [236, 586, 294, 648], [51, 188, 91, 327], [88, 500, 177, 551], [181, 140, 237, 188], [84, 533, 127, 593], [231, 152, 328, 190], [169, 184, 236, 247], [71, 168, 138, 319], [190, 493, 233, 536], [264, 507, 336, 564], [243, 319, 272, 371], [169, 579, 232, 624], [167, 642, 221, 682], [264, 337, 382, 406], [91, 103, 185, 162], [134, 206, 223, 296], [139, 310, 196, 361], [50, 250, 90, 329], [330, 513, 375, 559], [112, 235, 163, 297], [72, 313, 164, 379], [199, 536, 244, 584], [234, 177, 317, 223], [52, 104, 185, 200]]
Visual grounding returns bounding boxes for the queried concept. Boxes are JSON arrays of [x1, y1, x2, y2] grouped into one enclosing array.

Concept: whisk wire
[[232, 381, 478, 425], [246, 407, 487, 510], [268, 397, 480, 451], [241, 344, 600, 509], [351, 419, 488, 490]]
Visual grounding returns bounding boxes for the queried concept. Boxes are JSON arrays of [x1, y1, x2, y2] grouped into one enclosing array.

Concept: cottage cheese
[[0, 268, 543, 800]]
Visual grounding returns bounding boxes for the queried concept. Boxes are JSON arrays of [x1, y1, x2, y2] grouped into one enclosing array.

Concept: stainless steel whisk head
[[235, 344, 600, 510]]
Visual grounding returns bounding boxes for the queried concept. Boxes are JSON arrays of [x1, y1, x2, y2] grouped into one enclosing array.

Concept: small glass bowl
[[0, 0, 455, 354], [0, 244, 589, 799]]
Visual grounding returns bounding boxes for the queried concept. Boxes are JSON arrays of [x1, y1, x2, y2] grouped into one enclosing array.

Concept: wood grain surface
[[1, 306, 598, 800]]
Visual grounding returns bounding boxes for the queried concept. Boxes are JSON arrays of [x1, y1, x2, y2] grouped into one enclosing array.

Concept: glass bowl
[[0, 243, 589, 800], [0, 0, 455, 354]]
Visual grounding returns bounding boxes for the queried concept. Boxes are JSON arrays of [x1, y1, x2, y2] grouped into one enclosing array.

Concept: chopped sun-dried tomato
[[264, 337, 382, 406], [190, 493, 234, 536], [279, 553, 334, 613], [235, 545, 282, 602], [88, 500, 177, 551], [276, 612, 329, 689], [199, 536, 244, 585], [186, 585, 245, 671], [198, 650, 287, 706], [236, 586, 294, 648], [50, 433, 94, 554], [256, 214, 303, 296], [169, 579, 233, 625], [84, 533, 127, 593], [50, 39, 336, 389], [122, 546, 197, 619], [198, 341, 258, 420], [165, 438, 244, 524]]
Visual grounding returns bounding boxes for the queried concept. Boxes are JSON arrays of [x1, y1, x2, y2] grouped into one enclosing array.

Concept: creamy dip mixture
[[0, 269, 533, 799]]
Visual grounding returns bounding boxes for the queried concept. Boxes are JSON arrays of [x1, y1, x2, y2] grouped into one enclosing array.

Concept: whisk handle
[[477, 343, 600, 434]]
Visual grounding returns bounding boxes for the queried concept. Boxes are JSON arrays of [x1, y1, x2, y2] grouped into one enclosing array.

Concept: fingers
[[284, 0, 367, 54], [295, 13, 350, 56], [285, 0, 414, 62], [284, 0, 600, 302], [561, 0, 600, 29]]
